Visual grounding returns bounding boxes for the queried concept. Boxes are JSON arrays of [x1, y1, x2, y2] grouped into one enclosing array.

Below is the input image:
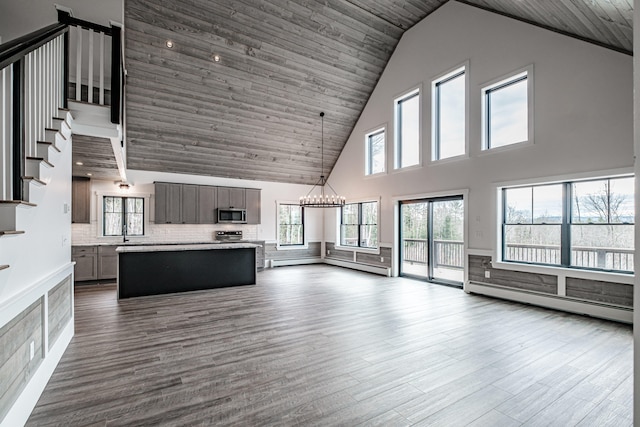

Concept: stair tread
[[26, 156, 54, 167], [0, 200, 37, 207], [0, 265, 9, 271], [37, 141, 61, 152], [0, 230, 25, 236], [22, 176, 46, 186]]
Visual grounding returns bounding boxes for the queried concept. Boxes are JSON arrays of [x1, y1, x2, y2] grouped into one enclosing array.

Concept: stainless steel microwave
[[218, 208, 247, 223]]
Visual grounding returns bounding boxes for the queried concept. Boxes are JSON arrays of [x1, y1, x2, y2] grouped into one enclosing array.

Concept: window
[[395, 89, 420, 169], [340, 201, 378, 249], [278, 204, 304, 246], [483, 69, 530, 150], [433, 67, 465, 160], [502, 176, 634, 272], [365, 128, 385, 175], [103, 196, 144, 236]]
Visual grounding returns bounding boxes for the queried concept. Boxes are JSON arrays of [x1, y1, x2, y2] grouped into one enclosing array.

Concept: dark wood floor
[[27, 265, 632, 426]]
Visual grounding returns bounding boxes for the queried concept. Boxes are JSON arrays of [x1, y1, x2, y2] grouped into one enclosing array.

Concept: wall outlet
[[484, 270, 491, 279], [30, 341, 35, 360], [380, 257, 384, 263]]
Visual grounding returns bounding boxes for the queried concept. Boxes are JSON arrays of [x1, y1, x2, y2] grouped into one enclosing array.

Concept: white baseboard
[[467, 281, 632, 324], [270, 258, 323, 267], [1, 319, 73, 427], [324, 258, 391, 276]]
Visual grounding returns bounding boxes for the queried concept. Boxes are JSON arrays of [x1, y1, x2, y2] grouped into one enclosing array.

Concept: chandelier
[[300, 112, 345, 208]]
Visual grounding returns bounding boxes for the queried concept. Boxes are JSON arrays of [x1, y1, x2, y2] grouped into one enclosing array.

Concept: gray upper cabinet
[[155, 182, 183, 224], [182, 185, 198, 224], [218, 187, 246, 209], [72, 177, 91, 224], [156, 183, 260, 224], [246, 189, 261, 224], [198, 186, 217, 224]]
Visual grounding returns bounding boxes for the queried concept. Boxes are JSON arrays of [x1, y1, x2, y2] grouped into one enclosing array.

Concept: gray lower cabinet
[[72, 246, 98, 281], [98, 245, 118, 280], [73, 245, 118, 282]]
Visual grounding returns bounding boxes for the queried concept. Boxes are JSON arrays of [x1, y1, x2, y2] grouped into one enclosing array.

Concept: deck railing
[[402, 239, 633, 272]]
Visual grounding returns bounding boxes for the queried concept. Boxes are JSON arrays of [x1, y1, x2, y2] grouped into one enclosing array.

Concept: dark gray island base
[[116, 243, 258, 299]]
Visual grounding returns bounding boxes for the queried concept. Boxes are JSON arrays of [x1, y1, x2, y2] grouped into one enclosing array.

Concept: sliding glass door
[[400, 196, 464, 286]]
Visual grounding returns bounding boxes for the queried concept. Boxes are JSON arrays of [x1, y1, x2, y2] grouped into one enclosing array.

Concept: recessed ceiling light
[[213, 54, 221, 62], [86, 173, 92, 176], [166, 40, 174, 48], [75, 161, 83, 166]]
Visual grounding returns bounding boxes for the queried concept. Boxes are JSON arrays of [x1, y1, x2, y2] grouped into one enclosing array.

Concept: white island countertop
[[116, 243, 260, 253]]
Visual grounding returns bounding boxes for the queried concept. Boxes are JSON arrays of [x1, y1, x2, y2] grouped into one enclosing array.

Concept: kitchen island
[[116, 243, 259, 299]]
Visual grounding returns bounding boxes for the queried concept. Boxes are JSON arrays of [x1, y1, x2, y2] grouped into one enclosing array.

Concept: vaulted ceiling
[[123, 0, 632, 185]]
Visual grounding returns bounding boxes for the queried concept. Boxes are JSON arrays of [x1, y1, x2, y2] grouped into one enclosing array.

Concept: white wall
[[0, 137, 73, 304], [0, 0, 123, 42], [325, 1, 633, 256], [72, 170, 323, 246]]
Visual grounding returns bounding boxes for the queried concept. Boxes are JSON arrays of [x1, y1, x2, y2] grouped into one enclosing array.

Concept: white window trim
[[494, 167, 635, 281], [430, 61, 469, 164], [481, 64, 534, 153], [364, 124, 387, 177], [96, 190, 151, 239], [276, 201, 308, 250], [394, 84, 423, 170], [335, 197, 381, 254]]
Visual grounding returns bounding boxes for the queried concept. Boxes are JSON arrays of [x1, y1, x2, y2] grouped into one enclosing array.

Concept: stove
[[215, 230, 243, 242]]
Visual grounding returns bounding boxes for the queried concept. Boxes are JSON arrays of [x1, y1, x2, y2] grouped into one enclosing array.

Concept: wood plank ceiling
[[123, 0, 632, 185], [72, 135, 121, 181]]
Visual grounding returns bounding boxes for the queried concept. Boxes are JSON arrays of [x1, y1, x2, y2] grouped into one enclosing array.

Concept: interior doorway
[[399, 196, 464, 286]]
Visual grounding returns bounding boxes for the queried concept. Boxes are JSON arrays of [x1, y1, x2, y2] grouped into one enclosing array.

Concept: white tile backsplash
[[72, 222, 259, 245]]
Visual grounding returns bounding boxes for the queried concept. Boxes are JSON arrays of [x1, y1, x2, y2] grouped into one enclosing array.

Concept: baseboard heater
[[269, 257, 323, 267], [324, 258, 391, 277], [467, 280, 632, 324]]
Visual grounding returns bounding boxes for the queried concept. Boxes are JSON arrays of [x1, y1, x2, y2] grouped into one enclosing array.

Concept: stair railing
[[0, 11, 122, 201]]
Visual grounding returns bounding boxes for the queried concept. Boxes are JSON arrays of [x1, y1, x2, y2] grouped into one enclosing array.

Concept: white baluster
[[88, 29, 94, 104], [76, 27, 82, 101], [100, 32, 105, 105]]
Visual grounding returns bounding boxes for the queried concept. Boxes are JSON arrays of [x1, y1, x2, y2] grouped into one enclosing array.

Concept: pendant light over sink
[[300, 112, 345, 208]]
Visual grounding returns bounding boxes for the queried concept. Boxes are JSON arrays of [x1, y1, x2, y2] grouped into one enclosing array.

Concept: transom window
[[483, 70, 529, 149], [340, 201, 378, 249], [395, 89, 420, 169], [365, 128, 385, 175], [278, 204, 304, 246], [432, 67, 465, 160], [502, 176, 634, 272], [103, 196, 144, 236]]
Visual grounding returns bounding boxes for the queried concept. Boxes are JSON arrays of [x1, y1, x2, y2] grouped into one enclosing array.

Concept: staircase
[[0, 8, 123, 273]]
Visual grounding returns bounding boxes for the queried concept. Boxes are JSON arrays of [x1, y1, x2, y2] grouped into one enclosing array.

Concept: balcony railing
[[402, 239, 464, 269], [402, 239, 634, 272], [505, 243, 634, 271]]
